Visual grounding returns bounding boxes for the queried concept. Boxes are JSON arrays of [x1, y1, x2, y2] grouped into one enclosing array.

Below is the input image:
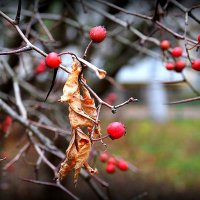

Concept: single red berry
[[35, 60, 47, 74], [108, 92, 117, 101], [198, 34, 200, 42], [107, 122, 125, 140], [45, 52, 61, 68], [192, 60, 200, 71], [175, 60, 186, 72], [0, 116, 12, 133], [5, 164, 15, 172], [171, 47, 183, 57], [89, 26, 107, 43], [165, 62, 175, 71], [117, 160, 129, 171], [160, 40, 170, 50], [105, 92, 117, 104], [99, 152, 109, 162], [107, 157, 116, 165], [106, 164, 115, 174]]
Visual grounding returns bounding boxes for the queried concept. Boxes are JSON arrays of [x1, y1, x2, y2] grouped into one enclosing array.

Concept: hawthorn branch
[[0, 99, 62, 154], [3, 143, 30, 170], [170, 0, 200, 24], [167, 96, 200, 104], [21, 178, 80, 200], [0, 10, 70, 73], [94, 0, 197, 44]]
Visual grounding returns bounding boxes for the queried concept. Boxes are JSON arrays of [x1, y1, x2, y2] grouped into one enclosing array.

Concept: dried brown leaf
[[78, 57, 106, 79], [60, 59, 96, 129], [58, 129, 97, 183], [58, 131, 77, 180], [58, 58, 100, 184]]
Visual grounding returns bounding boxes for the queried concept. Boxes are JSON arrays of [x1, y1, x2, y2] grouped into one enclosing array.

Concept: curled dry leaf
[[58, 58, 100, 183], [78, 57, 106, 79], [60, 59, 96, 129], [58, 129, 97, 184]]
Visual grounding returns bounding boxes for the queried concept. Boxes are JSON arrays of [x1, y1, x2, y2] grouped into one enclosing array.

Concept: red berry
[[35, 60, 47, 74], [117, 160, 129, 171], [198, 34, 200, 42], [107, 157, 116, 165], [160, 40, 170, 50], [175, 60, 186, 72], [45, 52, 61, 68], [192, 60, 200, 71], [171, 47, 183, 57], [105, 92, 117, 104], [0, 116, 12, 133], [106, 164, 115, 174], [165, 62, 175, 71], [99, 152, 109, 162], [107, 122, 125, 140], [89, 26, 107, 43]]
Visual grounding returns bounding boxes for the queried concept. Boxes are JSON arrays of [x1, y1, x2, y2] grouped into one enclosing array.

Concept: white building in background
[[116, 57, 185, 122]]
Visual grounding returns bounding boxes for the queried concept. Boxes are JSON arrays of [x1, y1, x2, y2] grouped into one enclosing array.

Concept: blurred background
[[1, 0, 200, 199]]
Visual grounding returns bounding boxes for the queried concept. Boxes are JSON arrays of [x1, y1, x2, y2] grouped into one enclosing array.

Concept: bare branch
[[21, 178, 80, 200], [167, 96, 200, 104], [3, 143, 30, 170]]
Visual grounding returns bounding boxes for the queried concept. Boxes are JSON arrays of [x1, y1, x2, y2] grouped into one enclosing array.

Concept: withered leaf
[[58, 58, 100, 184], [60, 59, 96, 129], [58, 130, 77, 180], [58, 129, 97, 184]]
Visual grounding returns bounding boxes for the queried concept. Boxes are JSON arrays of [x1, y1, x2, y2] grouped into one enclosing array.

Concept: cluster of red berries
[[160, 36, 200, 72], [99, 152, 129, 174], [107, 122, 126, 140], [160, 40, 186, 73]]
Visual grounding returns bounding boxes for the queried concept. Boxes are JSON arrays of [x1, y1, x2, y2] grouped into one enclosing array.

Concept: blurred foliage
[[101, 118, 200, 190]]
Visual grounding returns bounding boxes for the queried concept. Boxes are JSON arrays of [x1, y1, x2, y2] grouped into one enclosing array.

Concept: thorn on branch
[[152, 0, 160, 22], [15, 0, 21, 25], [44, 68, 58, 102]]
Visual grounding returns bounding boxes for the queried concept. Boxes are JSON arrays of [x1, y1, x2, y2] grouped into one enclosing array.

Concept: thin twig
[[167, 96, 200, 104], [3, 143, 30, 170], [21, 178, 80, 200]]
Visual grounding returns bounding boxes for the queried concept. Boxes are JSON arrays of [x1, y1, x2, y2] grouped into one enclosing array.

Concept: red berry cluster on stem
[[161, 38, 200, 72], [99, 152, 129, 174]]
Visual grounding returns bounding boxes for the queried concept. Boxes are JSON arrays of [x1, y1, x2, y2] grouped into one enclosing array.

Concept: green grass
[[102, 119, 200, 189]]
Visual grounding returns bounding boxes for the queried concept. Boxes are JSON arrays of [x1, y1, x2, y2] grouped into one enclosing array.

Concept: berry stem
[[83, 40, 93, 59], [58, 52, 79, 60], [92, 134, 110, 141]]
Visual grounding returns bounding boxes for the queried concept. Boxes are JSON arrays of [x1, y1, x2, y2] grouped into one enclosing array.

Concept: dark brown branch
[[21, 178, 80, 200], [0, 46, 32, 55], [170, 0, 200, 24], [152, 0, 160, 22]]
